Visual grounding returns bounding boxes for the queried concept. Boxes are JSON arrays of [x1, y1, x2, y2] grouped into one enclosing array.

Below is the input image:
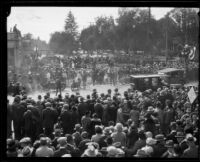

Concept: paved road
[[8, 83, 130, 103]]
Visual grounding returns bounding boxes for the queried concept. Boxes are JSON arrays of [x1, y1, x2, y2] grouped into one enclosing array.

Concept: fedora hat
[[57, 137, 67, 147], [155, 134, 166, 141], [165, 140, 174, 148], [175, 132, 185, 138]]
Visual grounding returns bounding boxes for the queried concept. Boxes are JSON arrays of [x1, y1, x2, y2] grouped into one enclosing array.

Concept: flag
[[188, 46, 196, 60], [187, 87, 197, 104]]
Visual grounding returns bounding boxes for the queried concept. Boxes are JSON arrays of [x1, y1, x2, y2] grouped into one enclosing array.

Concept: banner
[[187, 87, 197, 104]]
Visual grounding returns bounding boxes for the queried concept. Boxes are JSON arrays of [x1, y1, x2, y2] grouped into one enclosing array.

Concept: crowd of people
[[8, 50, 199, 94], [7, 84, 199, 157]]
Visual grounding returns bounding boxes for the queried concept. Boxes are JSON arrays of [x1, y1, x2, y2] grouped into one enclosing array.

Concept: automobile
[[130, 74, 169, 92], [158, 68, 185, 88]]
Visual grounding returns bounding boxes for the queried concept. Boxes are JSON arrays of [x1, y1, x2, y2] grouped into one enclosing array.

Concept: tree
[[169, 8, 199, 45], [64, 11, 79, 39], [49, 11, 79, 55], [49, 31, 78, 55]]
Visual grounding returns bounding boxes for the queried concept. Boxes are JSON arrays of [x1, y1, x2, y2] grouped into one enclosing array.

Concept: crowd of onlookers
[[7, 84, 199, 157]]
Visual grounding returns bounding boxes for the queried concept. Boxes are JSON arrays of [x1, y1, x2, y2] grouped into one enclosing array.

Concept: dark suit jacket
[[78, 102, 89, 117], [23, 110, 33, 130], [12, 102, 26, 126], [60, 110, 72, 128], [42, 108, 58, 128], [94, 103, 104, 119]]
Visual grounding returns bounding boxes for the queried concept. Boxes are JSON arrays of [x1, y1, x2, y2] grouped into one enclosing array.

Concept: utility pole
[[146, 7, 151, 55], [165, 15, 168, 64]]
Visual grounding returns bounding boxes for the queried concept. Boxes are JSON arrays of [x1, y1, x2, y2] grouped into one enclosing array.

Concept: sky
[[7, 7, 174, 43]]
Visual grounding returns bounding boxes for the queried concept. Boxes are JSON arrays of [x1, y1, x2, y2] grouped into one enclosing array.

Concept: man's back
[[35, 146, 54, 157], [42, 108, 57, 127], [60, 110, 72, 127]]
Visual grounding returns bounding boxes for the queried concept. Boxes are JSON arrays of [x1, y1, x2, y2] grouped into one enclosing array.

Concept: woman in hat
[[72, 124, 82, 147], [141, 137, 157, 157], [183, 117, 194, 134], [91, 126, 104, 144], [81, 143, 101, 157], [111, 123, 126, 147]]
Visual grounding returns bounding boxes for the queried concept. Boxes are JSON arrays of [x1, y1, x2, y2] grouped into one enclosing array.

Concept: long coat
[[12, 102, 26, 139], [42, 108, 58, 129], [7, 104, 13, 138], [60, 110, 72, 134], [94, 103, 104, 120]]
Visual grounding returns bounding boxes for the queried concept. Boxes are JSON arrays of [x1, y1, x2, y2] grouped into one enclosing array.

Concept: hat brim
[[175, 136, 185, 138], [165, 145, 173, 148]]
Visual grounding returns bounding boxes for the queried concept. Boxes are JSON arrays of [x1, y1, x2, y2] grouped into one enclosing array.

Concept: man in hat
[[89, 113, 102, 136], [94, 99, 104, 121], [182, 135, 198, 158], [161, 140, 176, 158], [52, 129, 62, 149], [35, 137, 54, 157], [126, 124, 139, 149], [175, 131, 188, 153], [163, 100, 175, 135], [71, 106, 79, 130], [7, 100, 13, 138], [23, 106, 34, 138], [154, 101, 165, 134], [114, 88, 120, 97], [143, 110, 156, 136], [66, 134, 80, 157], [107, 100, 118, 124], [12, 96, 26, 140], [42, 102, 58, 137], [60, 104, 73, 134], [153, 134, 167, 157], [129, 105, 140, 127], [55, 77, 62, 96], [54, 137, 70, 157], [125, 130, 146, 157], [78, 97, 89, 123]]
